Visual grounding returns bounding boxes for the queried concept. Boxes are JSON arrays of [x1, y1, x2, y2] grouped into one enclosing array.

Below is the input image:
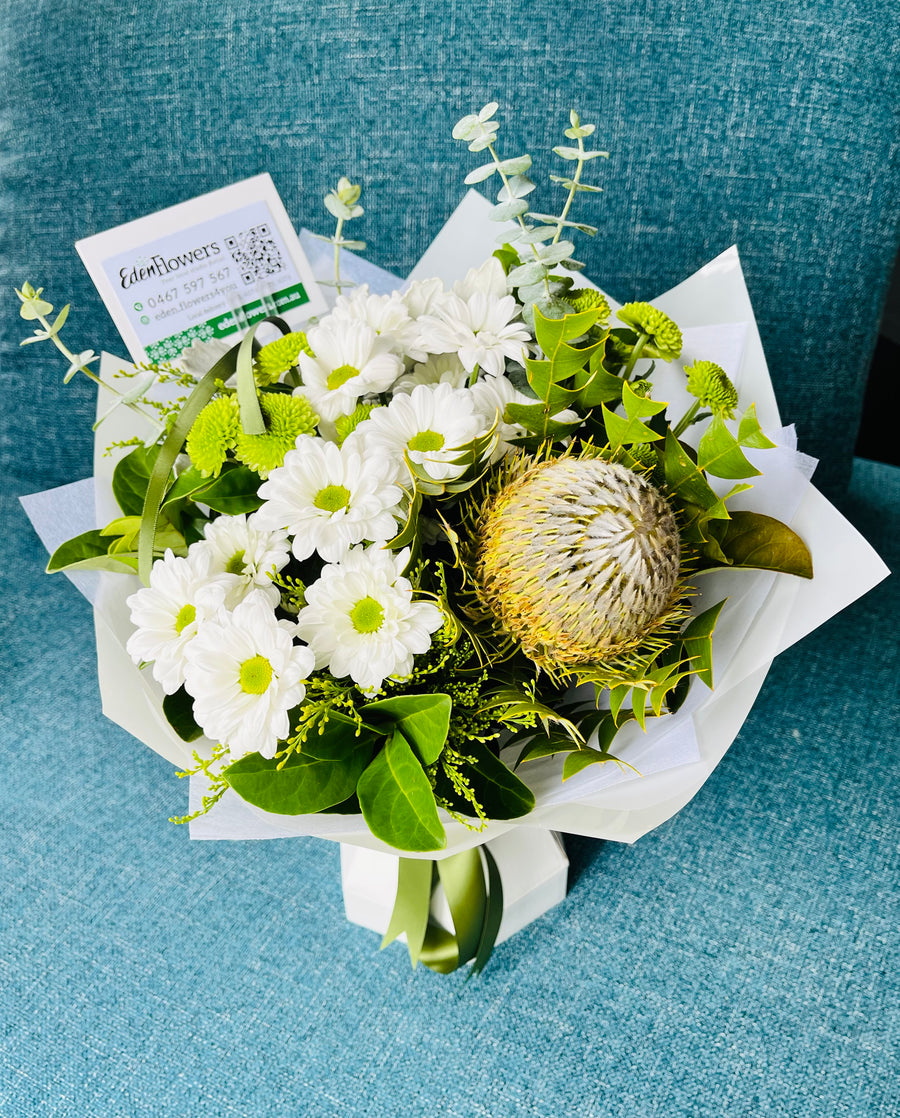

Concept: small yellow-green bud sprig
[[672, 360, 739, 437], [616, 302, 683, 376]]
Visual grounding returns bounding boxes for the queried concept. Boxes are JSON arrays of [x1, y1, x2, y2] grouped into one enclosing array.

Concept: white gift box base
[[340, 829, 568, 950]]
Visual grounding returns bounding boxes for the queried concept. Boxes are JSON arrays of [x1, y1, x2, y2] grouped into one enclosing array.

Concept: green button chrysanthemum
[[334, 402, 376, 446], [253, 332, 314, 386], [617, 302, 683, 361], [684, 360, 738, 419], [186, 395, 241, 477], [234, 392, 319, 477], [565, 288, 611, 321]]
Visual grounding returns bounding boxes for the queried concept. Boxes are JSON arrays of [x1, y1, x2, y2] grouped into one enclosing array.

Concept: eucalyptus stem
[[551, 133, 584, 245], [37, 312, 157, 426], [486, 141, 551, 297], [36, 313, 113, 393], [622, 333, 650, 380], [333, 216, 345, 294]]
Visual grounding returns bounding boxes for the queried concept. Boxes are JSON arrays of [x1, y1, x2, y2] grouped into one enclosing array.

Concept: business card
[[76, 174, 327, 364]]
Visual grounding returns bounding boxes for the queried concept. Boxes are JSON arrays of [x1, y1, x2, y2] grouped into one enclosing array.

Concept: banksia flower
[[617, 302, 682, 360], [475, 457, 683, 667], [685, 360, 738, 419]]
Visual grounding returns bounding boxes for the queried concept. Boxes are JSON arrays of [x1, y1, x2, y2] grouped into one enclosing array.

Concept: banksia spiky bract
[[475, 457, 684, 668]]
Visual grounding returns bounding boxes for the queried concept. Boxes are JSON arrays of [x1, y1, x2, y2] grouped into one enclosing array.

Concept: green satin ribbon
[[381, 846, 504, 975]]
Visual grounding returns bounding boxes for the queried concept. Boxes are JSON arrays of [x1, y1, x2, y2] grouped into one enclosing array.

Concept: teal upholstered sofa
[[2, 3, 897, 1115]]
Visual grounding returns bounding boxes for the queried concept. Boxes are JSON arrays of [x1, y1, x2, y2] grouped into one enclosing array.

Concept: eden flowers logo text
[[119, 242, 221, 288]]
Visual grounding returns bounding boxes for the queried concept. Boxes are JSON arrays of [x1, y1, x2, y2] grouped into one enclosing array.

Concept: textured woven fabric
[[1, 0, 898, 497], [1, 458, 897, 1116]]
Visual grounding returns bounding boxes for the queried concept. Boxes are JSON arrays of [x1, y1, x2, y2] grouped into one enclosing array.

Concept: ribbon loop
[[381, 845, 504, 976]]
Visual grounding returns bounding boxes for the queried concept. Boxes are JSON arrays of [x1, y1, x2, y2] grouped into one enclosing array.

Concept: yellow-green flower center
[[326, 363, 360, 391], [350, 596, 385, 634], [174, 603, 196, 634], [313, 484, 351, 513], [225, 549, 246, 574], [408, 429, 445, 453], [239, 655, 273, 694]]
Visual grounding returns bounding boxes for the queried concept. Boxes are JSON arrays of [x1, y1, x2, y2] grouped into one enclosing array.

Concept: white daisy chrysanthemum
[[451, 256, 511, 302], [416, 259, 530, 378], [401, 276, 447, 320], [126, 548, 229, 695], [193, 513, 291, 608], [183, 590, 315, 759], [470, 374, 533, 461], [253, 433, 405, 563], [295, 319, 403, 421], [390, 353, 469, 395], [330, 285, 422, 360], [354, 382, 483, 485], [297, 546, 444, 694]]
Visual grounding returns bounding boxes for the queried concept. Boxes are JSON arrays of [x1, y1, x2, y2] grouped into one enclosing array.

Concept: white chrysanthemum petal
[[192, 513, 290, 608], [400, 276, 446, 320], [296, 545, 444, 694], [184, 590, 315, 758], [452, 257, 510, 302], [254, 433, 404, 563], [391, 353, 468, 395], [295, 319, 403, 420], [417, 284, 530, 375], [330, 285, 423, 360], [126, 548, 229, 694], [353, 382, 482, 485]]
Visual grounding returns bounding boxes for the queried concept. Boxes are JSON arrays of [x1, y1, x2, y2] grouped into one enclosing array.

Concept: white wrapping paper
[[21, 192, 890, 857]]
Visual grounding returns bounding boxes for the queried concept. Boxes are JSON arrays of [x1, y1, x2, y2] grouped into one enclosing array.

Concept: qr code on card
[[224, 224, 285, 285]]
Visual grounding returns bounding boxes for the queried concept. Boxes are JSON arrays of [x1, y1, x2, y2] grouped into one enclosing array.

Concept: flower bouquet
[[19, 105, 887, 974]]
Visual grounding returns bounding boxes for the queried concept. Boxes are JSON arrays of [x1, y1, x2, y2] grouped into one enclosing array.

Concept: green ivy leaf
[[658, 432, 730, 519], [113, 443, 161, 517], [197, 466, 264, 514], [224, 712, 380, 815], [711, 512, 813, 578], [361, 694, 451, 766], [562, 748, 617, 780], [737, 404, 776, 450], [357, 731, 446, 852], [46, 529, 137, 575]]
